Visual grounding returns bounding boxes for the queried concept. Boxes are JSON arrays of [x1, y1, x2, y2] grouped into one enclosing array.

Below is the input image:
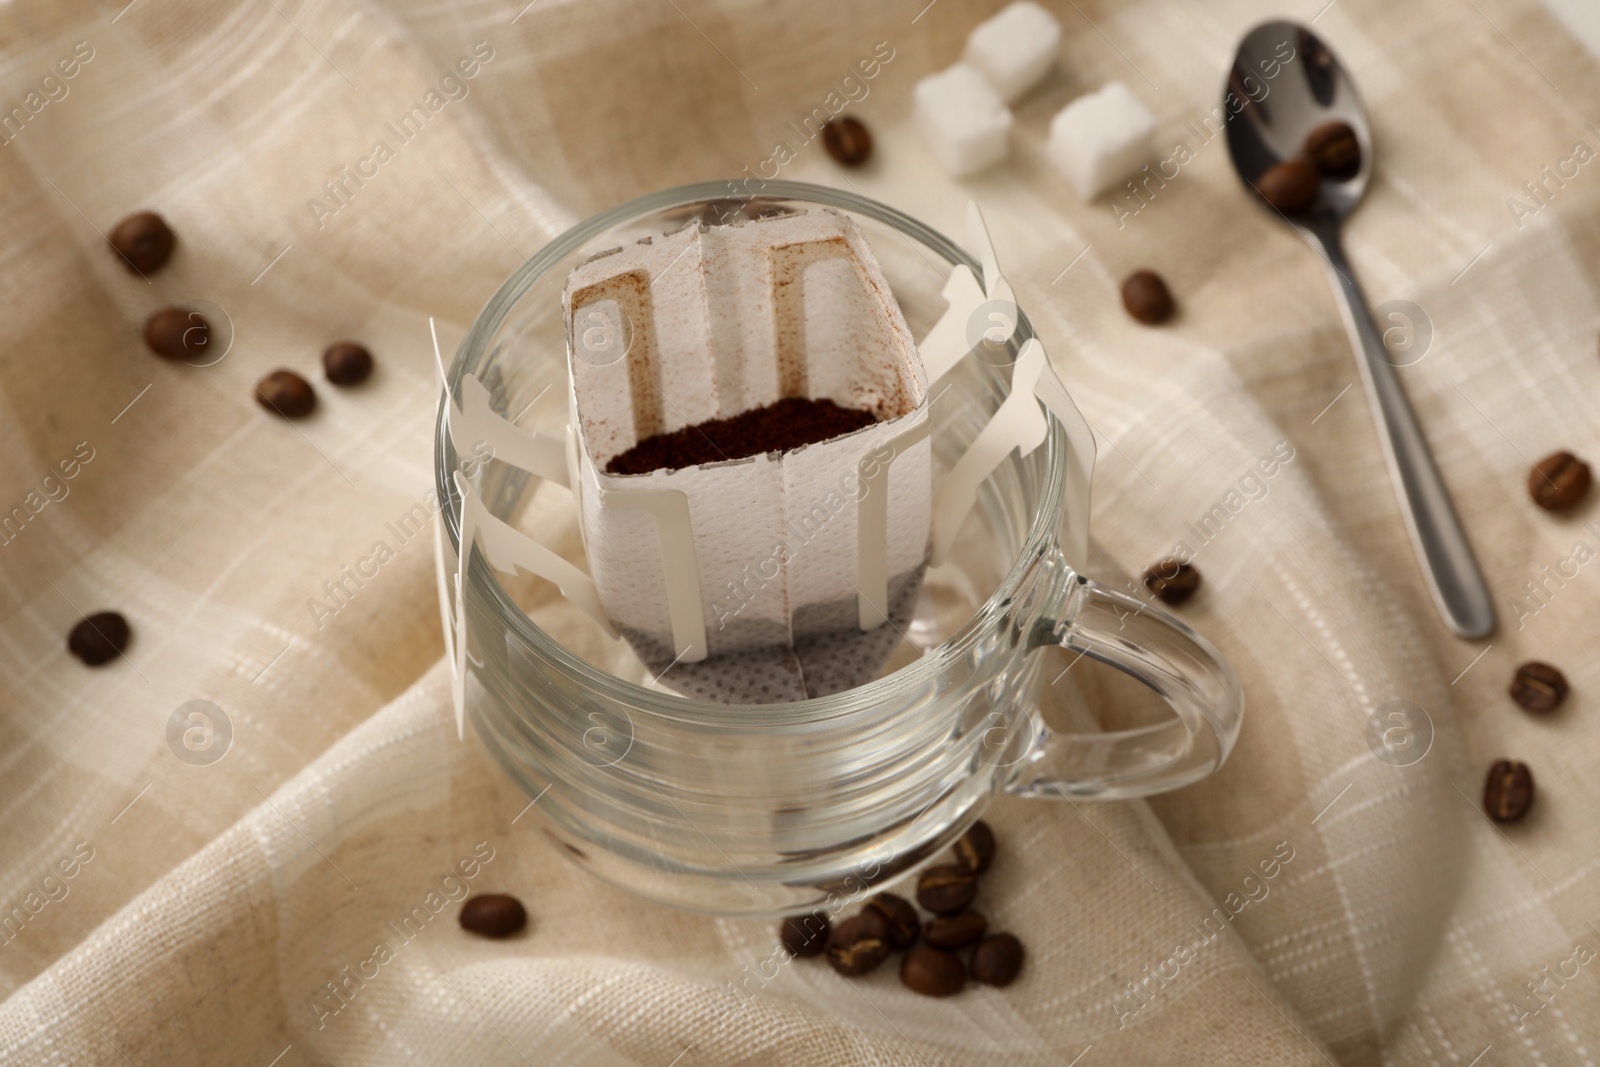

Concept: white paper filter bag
[[563, 207, 931, 702]]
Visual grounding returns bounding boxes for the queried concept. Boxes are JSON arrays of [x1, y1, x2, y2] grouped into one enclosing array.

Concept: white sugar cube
[[963, 1, 1063, 103], [913, 63, 1014, 178], [1047, 82, 1157, 200]]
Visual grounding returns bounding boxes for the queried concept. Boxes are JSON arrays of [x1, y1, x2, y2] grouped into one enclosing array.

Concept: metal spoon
[[1224, 21, 1496, 639]]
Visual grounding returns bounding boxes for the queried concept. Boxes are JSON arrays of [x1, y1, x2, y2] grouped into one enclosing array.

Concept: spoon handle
[[1312, 230, 1497, 639]]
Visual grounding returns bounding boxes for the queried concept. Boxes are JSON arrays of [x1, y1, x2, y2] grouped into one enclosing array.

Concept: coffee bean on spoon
[[1528, 450, 1591, 511], [256, 370, 316, 418], [778, 911, 831, 958], [900, 944, 965, 997], [458, 893, 527, 938], [825, 913, 891, 977], [916, 864, 977, 915], [924, 911, 987, 950], [1484, 760, 1534, 823], [1510, 662, 1568, 714], [822, 117, 873, 167], [1121, 270, 1175, 325], [1144, 560, 1201, 605], [1253, 158, 1321, 214], [67, 611, 130, 666], [1304, 120, 1361, 180], [144, 307, 209, 360], [863, 893, 920, 950], [952, 820, 995, 873], [109, 211, 176, 273], [323, 342, 373, 385], [970, 933, 1025, 987]]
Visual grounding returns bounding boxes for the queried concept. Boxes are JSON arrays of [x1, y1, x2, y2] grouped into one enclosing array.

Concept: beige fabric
[[3, 0, 1599, 1062]]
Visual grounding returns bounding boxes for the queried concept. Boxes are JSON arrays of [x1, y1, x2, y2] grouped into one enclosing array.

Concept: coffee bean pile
[[778, 820, 1026, 997]]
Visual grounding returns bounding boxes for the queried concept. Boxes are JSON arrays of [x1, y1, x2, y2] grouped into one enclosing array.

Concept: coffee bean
[[924, 911, 987, 950], [323, 342, 373, 385], [953, 820, 995, 873], [1121, 270, 1175, 325], [821, 117, 873, 167], [864, 893, 920, 950], [458, 893, 527, 938], [144, 307, 209, 360], [916, 864, 977, 915], [255, 370, 316, 418], [970, 933, 1025, 987], [779, 911, 831, 958], [1528, 451, 1591, 511], [1144, 559, 1201, 606], [1253, 159, 1321, 214], [900, 944, 965, 997], [109, 211, 176, 274], [825, 913, 891, 977], [1510, 662, 1568, 714], [67, 612, 130, 666], [1484, 760, 1534, 823], [1304, 120, 1361, 180]]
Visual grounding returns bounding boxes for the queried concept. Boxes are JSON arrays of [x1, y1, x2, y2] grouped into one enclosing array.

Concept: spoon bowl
[[1223, 21, 1496, 640], [1226, 22, 1373, 228]]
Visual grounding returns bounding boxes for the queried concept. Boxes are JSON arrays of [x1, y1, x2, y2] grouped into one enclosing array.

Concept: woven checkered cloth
[[3, 0, 1599, 1062]]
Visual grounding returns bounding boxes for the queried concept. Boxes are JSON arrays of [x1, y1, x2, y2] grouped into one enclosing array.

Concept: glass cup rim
[[436, 179, 1068, 726]]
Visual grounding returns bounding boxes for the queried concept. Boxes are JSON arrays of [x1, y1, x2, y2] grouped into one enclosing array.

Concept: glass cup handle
[[1007, 575, 1245, 800]]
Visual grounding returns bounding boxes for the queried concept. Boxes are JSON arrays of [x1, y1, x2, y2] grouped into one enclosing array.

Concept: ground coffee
[[604, 397, 876, 475]]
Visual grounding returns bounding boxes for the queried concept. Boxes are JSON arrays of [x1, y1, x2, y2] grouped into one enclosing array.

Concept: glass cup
[[436, 181, 1243, 916]]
